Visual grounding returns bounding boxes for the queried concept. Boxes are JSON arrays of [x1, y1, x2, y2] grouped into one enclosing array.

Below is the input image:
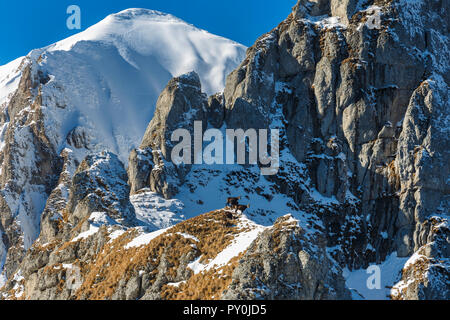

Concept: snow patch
[[72, 212, 119, 242], [130, 190, 185, 230], [188, 216, 266, 274], [124, 227, 169, 249], [343, 252, 409, 300]]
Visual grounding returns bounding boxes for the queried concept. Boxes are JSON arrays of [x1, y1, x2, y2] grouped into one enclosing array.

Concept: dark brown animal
[[224, 212, 234, 220], [235, 204, 250, 213], [226, 196, 241, 207]]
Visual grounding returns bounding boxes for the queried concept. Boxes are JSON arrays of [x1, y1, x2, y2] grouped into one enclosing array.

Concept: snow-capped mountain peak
[[48, 8, 245, 95], [0, 8, 246, 278], [2, 9, 246, 164]]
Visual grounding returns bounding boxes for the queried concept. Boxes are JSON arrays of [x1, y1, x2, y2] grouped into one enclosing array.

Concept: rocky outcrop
[[391, 217, 449, 300], [127, 148, 153, 194], [0, 59, 63, 281], [0, 0, 448, 300], [1, 210, 350, 300], [67, 151, 136, 228], [395, 79, 450, 256], [0, 150, 138, 299], [293, 0, 359, 24], [128, 72, 209, 198], [222, 0, 448, 268], [0, 9, 246, 285], [222, 215, 351, 300], [128, 0, 448, 298]]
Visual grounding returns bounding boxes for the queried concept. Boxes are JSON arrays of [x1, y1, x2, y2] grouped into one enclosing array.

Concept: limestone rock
[[222, 216, 351, 300], [67, 151, 136, 228], [1, 0, 449, 300], [129, 72, 209, 198], [140, 71, 208, 159]]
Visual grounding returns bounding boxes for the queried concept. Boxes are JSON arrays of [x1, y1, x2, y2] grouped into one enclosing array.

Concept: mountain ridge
[[1, 0, 449, 300], [0, 8, 246, 287]]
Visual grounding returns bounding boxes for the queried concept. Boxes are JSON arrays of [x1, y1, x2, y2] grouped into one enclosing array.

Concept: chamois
[[226, 196, 241, 208], [235, 204, 250, 213]]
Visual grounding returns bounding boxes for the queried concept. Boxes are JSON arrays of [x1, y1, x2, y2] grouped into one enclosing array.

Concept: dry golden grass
[[161, 255, 243, 300], [391, 254, 430, 300], [33, 209, 246, 300], [32, 240, 59, 253], [270, 215, 299, 253], [170, 210, 240, 263]]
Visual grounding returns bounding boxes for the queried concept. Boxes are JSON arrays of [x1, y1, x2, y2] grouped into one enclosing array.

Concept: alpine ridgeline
[[0, 8, 245, 289], [1, 1, 449, 300]]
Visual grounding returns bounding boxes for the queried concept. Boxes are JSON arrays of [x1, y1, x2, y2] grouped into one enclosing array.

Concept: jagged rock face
[[67, 151, 136, 227], [129, 72, 209, 198], [222, 0, 449, 267], [222, 215, 351, 300], [391, 217, 449, 300], [125, 0, 450, 299], [39, 148, 79, 244], [39, 150, 137, 246], [127, 148, 153, 194], [396, 81, 450, 256], [0, 0, 449, 300], [294, 0, 359, 23], [0, 9, 245, 284], [140, 72, 208, 158], [0, 61, 63, 281], [127, 0, 449, 298]]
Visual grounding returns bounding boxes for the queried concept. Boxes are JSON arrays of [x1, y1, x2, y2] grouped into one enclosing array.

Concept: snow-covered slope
[[0, 8, 246, 164], [49, 9, 244, 95], [0, 57, 24, 108]]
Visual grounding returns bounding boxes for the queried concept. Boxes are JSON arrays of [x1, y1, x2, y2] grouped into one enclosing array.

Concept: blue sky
[[0, 0, 297, 65]]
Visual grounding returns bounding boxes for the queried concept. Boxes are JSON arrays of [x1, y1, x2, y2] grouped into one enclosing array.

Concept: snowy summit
[[0, 8, 246, 164]]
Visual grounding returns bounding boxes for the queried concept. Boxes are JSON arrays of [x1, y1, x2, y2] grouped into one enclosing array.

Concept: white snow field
[[343, 253, 409, 300]]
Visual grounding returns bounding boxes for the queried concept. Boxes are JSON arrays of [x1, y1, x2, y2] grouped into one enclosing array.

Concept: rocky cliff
[[0, 1, 449, 300], [0, 8, 245, 287]]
